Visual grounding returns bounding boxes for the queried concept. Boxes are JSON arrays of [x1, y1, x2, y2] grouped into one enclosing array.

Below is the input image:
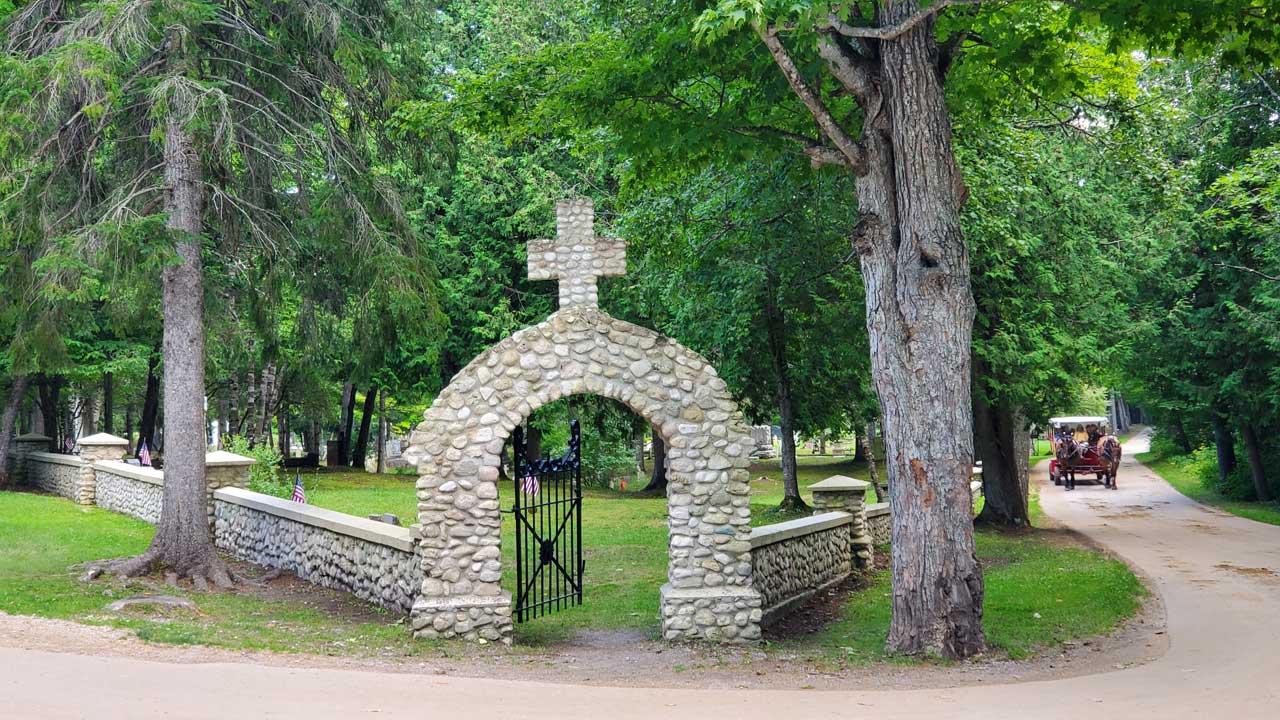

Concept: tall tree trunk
[[337, 381, 355, 465], [854, 429, 868, 462], [634, 423, 647, 474], [138, 352, 160, 454], [102, 372, 114, 433], [277, 396, 289, 459], [376, 390, 386, 474], [643, 429, 667, 494], [256, 363, 275, 443], [352, 387, 377, 469], [764, 269, 805, 511], [0, 376, 30, 489], [525, 426, 542, 461], [1240, 421, 1271, 502], [125, 403, 134, 453], [117, 114, 232, 585], [227, 373, 239, 438], [855, 4, 983, 657], [1211, 411, 1237, 486], [1170, 417, 1193, 454], [244, 368, 257, 444], [972, 358, 1030, 526], [865, 421, 887, 504], [80, 393, 97, 436], [37, 375, 62, 451]]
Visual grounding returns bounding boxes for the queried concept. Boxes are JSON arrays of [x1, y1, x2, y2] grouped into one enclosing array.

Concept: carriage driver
[[1086, 423, 1103, 447]]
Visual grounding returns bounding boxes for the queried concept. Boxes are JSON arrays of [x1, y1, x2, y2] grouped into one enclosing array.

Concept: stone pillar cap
[[78, 433, 129, 446], [809, 475, 870, 492], [205, 450, 257, 467], [15, 433, 50, 441]]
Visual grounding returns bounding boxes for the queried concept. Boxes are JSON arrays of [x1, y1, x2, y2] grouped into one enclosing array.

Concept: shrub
[[223, 436, 289, 498]]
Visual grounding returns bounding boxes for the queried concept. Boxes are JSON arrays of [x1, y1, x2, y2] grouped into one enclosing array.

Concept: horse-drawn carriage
[[1048, 415, 1122, 490]]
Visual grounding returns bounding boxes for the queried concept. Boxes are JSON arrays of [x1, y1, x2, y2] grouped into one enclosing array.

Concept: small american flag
[[291, 471, 306, 503], [520, 474, 540, 497], [138, 440, 152, 467]]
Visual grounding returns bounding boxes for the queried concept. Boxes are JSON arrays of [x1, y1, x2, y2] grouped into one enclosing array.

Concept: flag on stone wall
[[291, 471, 306, 503], [138, 440, 152, 467]]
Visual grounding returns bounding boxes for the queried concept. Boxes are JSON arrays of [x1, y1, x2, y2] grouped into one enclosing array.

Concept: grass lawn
[[1136, 450, 1280, 527], [1, 447, 1143, 661], [0, 492, 420, 656]]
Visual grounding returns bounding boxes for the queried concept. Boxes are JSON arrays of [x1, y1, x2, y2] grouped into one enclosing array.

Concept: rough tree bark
[[0, 376, 30, 489], [1240, 421, 1271, 502], [80, 393, 97, 436], [854, 428, 868, 462], [112, 114, 234, 587], [758, 0, 985, 656], [352, 387, 377, 469], [764, 269, 805, 511]]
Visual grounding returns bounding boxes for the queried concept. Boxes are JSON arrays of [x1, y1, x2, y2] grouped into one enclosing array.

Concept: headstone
[[750, 425, 776, 459], [368, 513, 402, 526]]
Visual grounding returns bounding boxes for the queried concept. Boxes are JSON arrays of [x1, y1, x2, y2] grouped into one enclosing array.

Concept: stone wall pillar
[[205, 451, 255, 530], [809, 475, 873, 570], [77, 433, 129, 505], [10, 433, 51, 485]]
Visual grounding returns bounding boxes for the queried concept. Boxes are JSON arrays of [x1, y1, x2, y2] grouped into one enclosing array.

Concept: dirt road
[[3, 431, 1278, 718]]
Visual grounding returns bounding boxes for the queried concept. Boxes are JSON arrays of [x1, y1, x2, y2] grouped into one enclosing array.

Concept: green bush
[[223, 436, 289, 498]]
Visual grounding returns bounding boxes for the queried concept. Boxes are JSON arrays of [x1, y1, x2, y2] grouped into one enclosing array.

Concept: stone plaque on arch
[[406, 198, 761, 645]]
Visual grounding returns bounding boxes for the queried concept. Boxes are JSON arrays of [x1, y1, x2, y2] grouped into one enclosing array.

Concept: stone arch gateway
[[406, 199, 761, 645]]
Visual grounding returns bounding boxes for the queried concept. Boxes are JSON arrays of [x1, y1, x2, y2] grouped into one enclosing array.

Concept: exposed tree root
[[80, 549, 243, 591], [775, 495, 811, 513]]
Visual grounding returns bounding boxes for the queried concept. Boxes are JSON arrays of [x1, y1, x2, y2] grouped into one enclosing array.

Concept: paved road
[[4, 432, 1278, 718]]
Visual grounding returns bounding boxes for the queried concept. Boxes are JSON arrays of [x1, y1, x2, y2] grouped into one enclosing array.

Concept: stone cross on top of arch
[[528, 198, 626, 310]]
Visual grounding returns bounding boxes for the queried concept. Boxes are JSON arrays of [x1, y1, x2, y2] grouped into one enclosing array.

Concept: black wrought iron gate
[[511, 420, 584, 622]]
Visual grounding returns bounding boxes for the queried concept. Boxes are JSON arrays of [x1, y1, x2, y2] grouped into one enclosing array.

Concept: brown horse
[[1055, 437, 1087, 490], [1099, 436, 1122, 489]]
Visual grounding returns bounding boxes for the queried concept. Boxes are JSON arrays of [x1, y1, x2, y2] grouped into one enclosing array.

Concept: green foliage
[[223, 436, 285, 498]]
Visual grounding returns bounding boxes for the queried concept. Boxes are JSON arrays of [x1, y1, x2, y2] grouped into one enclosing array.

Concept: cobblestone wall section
[[94, 463, 164, 522], [25, 452, 83, 500], [749, 513, 853, 625], [214, 488, 422, 614]]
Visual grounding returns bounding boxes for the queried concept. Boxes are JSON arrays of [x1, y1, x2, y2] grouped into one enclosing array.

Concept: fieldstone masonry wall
[[95, 462, 164, 522], [25, 451, 81, 500], [214, 488, 422, 613], [750, 512, 852, 625]]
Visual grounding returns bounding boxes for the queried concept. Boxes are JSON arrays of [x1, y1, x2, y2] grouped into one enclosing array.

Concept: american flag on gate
[[138, 440, 152, 467], [520, 473, 540, 497], [291, 471, 306, 503]]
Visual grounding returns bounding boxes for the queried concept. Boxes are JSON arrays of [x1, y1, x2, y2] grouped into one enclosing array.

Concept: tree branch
[[755, 23, 867, 172], [830, 0, 985, 41], [1214, 261, 1280, 282], [733, 126, 850, 168]]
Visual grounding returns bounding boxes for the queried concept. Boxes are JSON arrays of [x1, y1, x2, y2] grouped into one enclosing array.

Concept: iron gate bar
[[512, 420, 584, 622]]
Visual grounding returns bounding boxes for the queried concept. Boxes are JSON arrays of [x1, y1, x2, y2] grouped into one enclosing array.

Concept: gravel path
[[3, 430, 1277, 718]]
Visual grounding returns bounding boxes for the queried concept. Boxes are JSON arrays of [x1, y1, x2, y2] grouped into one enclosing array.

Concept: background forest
[[1, 0, 1277, 513]]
